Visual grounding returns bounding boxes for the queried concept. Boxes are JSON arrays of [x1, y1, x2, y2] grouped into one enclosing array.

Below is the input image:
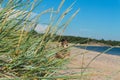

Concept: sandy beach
[[58, 47, 120, 80]]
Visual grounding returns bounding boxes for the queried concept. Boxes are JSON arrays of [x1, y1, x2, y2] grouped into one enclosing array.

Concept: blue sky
[[2, 0, 120, 41], [32, 0, 120, 41]]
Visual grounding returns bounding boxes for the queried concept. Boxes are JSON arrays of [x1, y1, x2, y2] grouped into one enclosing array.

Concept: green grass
[[0, 0, 80, 79], [1, 0, 116, 80]]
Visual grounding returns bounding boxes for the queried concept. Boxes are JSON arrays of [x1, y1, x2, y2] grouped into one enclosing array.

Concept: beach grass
[[0, 0, 81, 79], [0, 0, 119, 80]]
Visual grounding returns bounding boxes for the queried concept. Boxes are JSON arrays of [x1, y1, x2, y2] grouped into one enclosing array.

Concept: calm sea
[[76, 46, 120, 56]]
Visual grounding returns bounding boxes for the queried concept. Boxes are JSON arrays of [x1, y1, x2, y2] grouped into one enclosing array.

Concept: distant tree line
[[30, 30, 120, 46], [54, 35, 120, 46]]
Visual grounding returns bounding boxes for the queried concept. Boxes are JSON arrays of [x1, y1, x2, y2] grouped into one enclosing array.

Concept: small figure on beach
[[61, 39, 68, 48], [55, 38, 70, 59]]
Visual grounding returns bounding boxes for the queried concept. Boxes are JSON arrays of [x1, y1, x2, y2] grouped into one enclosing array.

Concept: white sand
[[58, 47, 120, 80]]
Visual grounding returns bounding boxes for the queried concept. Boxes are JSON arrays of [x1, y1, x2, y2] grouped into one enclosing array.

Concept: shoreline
[[75, 43, 120, 47], [75, 46, 120, 56], [59, 47, 120, 80], [73, 44, 120, 56]]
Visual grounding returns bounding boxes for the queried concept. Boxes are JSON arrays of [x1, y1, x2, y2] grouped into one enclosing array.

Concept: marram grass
[[0, 0, 79, 80]]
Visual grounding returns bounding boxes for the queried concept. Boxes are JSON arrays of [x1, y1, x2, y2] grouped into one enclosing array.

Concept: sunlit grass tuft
[[0, 0, 79, 79]]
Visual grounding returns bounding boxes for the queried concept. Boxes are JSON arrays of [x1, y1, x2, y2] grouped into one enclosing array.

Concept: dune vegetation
[[0, 0, 80, 79], [1, 0, 119, 80], [54, 35, 120, 46]]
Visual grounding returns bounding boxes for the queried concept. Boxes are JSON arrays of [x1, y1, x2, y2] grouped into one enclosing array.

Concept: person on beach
[[55, 39, 70, 59], [61, 39, 68, 48]]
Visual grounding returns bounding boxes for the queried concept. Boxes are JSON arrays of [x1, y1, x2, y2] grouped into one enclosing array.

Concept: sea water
[[76, 46, 120, 56]]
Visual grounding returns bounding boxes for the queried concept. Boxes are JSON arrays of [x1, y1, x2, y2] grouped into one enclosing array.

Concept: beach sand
[[58, 47, 120, 80]]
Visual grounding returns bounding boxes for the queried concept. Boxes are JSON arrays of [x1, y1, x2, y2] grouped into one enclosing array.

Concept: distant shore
[[75, 43, 110, 46], [59, 47, 120, 80], [75, 43, 120, 47]]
